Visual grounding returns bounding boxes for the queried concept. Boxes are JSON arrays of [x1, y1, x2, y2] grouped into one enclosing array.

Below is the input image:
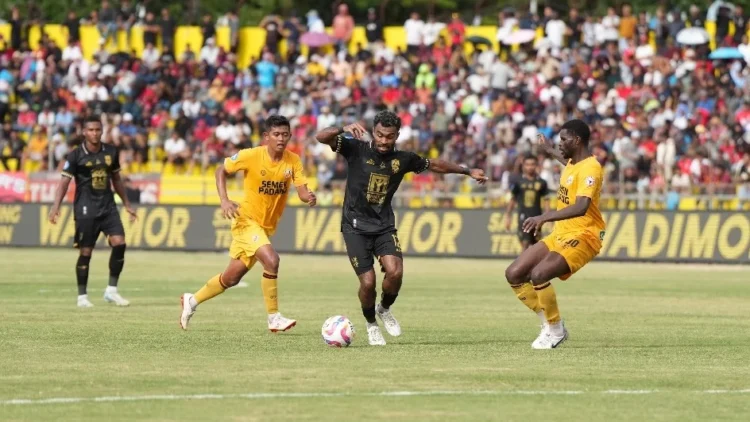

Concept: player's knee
[[385, 266, 403, 281], [358, 273, 376, 291], [221, 274, 242, 288], [529, 267, 552, 284], [505, 264, 526, 285], [79, 248, 93, 257], [263, 253, 280, 273]]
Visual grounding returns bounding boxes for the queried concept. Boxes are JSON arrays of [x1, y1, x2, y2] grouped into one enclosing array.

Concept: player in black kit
[[49, 115, 137, 308], [315, 110, 488, 346], [504, 155, 549, 251]]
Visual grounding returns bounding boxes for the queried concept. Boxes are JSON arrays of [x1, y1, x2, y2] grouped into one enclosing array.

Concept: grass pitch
[[1, 248, 749, 421]]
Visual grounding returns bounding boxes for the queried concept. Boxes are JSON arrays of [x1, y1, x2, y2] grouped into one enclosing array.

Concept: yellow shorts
[[228, 219, 272, 269], [541, 232, 601, 280]]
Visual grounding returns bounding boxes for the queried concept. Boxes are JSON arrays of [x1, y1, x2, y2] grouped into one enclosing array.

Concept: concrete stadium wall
[[1, 204, 749, 264]]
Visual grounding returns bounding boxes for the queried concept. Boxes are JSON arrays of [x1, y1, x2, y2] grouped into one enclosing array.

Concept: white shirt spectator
[[317, 110, 337, 132], [215, 122, 240, 145], [200, 42, 220, 66], [545, 18, 566, 48], [142, 46, 161, 68], [182, 99, 201, 119], [164, 136, 187, 156], [422, 21, 445, 46], [62, 45, 83, 62], [38, 111, 55, 129], [404, 18, 424, 47]]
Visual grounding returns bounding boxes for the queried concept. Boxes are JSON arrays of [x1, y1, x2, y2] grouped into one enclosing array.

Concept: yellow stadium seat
[[409, 197, 424, 208], [679, 198, 698, 211], [454, 195, 475, 209], [6, 158, 18, 171]]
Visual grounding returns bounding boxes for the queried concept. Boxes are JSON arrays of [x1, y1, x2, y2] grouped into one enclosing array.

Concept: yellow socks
[[261, 272, 278, 314], [510, 283, 542, 313], [194, 273, 227, 304], [534, 281, 561, 325]]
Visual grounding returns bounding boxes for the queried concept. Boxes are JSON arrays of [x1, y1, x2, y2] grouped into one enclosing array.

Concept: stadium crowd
[[1, 2, 750, 207]]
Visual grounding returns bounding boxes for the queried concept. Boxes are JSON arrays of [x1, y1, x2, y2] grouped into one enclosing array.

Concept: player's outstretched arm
[[522, 197, 591, 235], [215, 164, 240, 219], [537, 134, 567, 166], [296, 185, 317, 207], [428, 159, 488, 184], [111, 172, 137, 222], [48, 176, 72, 224], [315, 124, 367, 145]]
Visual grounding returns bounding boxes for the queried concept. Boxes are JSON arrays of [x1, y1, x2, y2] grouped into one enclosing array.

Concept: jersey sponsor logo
[[231, 153, 238, 161], [391, 159, 400, 174], [91, 169, 108, 190], [105, 155, 112, 166], [258, 180, 288, 195], [585, 176, 595, 187], [366, 173, 389, 205], [557, 186, 570, 205]]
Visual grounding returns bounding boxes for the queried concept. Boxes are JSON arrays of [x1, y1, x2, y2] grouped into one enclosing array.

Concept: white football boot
[[268, 313, 297, 332], [77, 295, 94, 308], [532, 321, 569, 350], [375, 303, 402, 337], [179, 293, 196, 330], [531, 323, 550, 349], [366, 323, 386, 346], [103, 288, 130, 306]]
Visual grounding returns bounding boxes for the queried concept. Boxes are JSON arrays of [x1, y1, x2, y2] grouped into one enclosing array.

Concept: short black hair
[[373, 110, 401, 130], [83, 115, 102, 126], [523, 154, 538, 163], [264, 115, 290, 132], [561, 119, 591, 145]]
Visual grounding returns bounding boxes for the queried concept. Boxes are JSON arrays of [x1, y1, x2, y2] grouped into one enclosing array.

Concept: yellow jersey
[[553, 156, 606, 243], [223, 146, 308, 234]]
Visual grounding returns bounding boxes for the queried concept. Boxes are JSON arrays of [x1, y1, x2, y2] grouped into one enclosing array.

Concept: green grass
[[1, 248, 749, 421]]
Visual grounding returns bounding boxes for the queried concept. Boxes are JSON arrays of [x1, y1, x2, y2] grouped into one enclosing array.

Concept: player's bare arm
[[522, 196, 591, 235], [48, 175, 73, 224], [537, 133, 567, 166], [315, 123, 368, 145], [297, 185, 317, 207], [428, 159, 488, 184], [504, 197, 516, 231], [111, 172, 137, 222], [215, 164, 240, 219]]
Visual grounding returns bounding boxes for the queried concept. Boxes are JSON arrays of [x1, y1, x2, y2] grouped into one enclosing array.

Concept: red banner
[[27, 173, 160, 204], [0, 172, 28, 203]]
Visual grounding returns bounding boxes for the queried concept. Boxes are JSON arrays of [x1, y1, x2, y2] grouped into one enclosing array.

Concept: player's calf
[[76, 252, 92, 307], [104, 244, 129, 306]]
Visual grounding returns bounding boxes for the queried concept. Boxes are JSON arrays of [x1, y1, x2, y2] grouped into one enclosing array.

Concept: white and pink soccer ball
[[321, 315, 355, 347]]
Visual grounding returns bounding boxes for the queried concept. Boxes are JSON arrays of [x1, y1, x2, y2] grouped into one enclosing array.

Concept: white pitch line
[[3, 389, 750, 406]]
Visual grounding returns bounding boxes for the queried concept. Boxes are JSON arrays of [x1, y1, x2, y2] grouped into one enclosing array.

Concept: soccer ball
[[321, 315, 355, 347]]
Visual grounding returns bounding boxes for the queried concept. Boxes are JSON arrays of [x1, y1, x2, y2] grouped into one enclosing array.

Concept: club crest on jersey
[[391, 159, 400, 174], [85, 161, 93, 167], [366, 159, 376, 165], [104, 155, 112, 166], [585, 176, 595, 187], [566, 176, 574, 186], [284, 169, 292, 179]]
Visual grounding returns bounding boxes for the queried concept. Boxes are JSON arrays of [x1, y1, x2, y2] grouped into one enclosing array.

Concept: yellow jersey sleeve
[[291, 154, 308, 187], [223, 149, 255, 174], [574, 160, 603, 199]]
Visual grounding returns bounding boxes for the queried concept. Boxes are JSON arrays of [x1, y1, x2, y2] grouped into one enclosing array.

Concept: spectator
[[332, 4, 355, 53]]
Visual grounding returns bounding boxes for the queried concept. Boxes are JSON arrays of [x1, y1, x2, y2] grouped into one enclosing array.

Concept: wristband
[[461, 167, 471, 176]]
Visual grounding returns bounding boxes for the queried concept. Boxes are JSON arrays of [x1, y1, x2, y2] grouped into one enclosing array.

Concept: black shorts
[[74, 211, 125, 249], [343, 232, 403, 275]]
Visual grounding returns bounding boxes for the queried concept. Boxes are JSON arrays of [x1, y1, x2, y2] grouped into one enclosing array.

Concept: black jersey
[[61, 143, 121, 220], [333, 134, 430, 235], [510, 175, 549, 220]]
